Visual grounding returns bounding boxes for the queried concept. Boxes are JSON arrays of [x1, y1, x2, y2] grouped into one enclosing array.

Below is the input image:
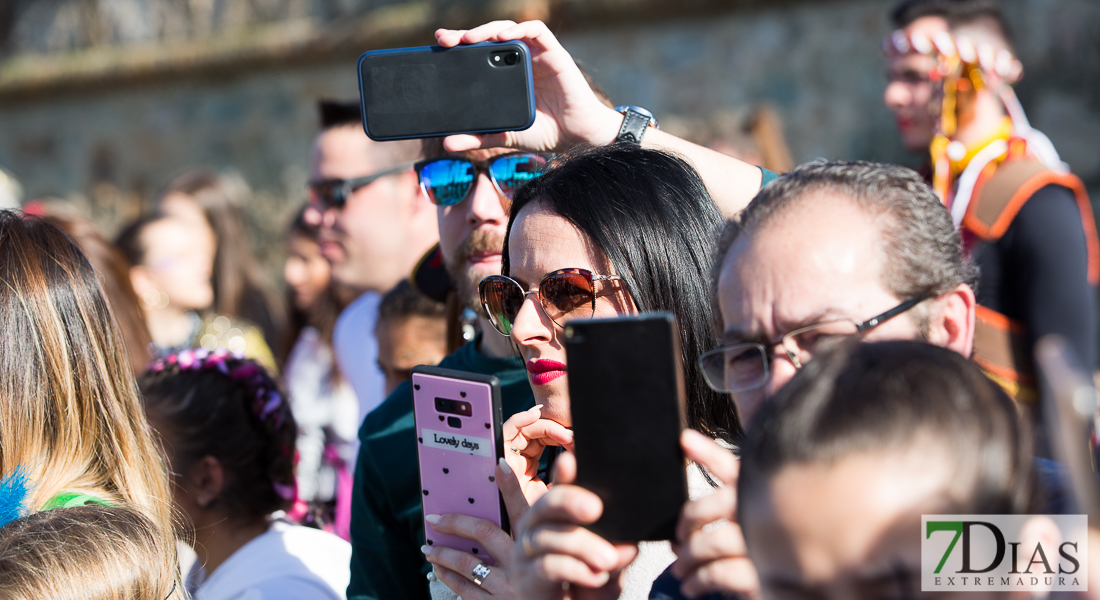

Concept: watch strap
[[615, 109, 651, 145]]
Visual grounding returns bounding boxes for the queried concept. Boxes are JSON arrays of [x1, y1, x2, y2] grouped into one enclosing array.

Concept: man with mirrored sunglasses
[[349, 141, 551, 600], [308, 100, 440, 421]]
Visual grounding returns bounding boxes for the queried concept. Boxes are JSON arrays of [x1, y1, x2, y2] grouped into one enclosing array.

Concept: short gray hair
[[714, 161, 978, 331]]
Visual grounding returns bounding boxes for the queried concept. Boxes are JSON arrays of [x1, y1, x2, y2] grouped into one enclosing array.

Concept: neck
[[477, 315, 516, 359], [191, 512, 269, 577], [953, 91, 1008, 149], [144, 307, 196, 348]]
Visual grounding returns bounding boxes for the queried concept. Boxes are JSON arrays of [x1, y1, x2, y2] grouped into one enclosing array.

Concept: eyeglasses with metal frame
[[479, 268, 623, 337], [699, 295, 933, 393]]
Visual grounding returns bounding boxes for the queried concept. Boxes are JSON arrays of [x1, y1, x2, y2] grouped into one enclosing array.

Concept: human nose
[[509, 292, 554, 348], [765, 346, 800, 397], [884, 80, 911, 110], [319, 203, 340, 230], [465, 171, 508, 227]]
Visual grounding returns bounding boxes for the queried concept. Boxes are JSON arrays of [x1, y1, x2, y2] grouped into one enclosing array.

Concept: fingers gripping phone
[[563, 313, 689, 542], [357, 41, 536, 141], [411, 366, 508, 563]]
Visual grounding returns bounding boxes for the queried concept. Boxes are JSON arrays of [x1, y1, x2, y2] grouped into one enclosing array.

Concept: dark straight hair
[[503, 144, 740, 443]]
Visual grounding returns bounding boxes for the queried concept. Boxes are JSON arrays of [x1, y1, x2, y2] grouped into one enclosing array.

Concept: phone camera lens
[[447, 416, 462, 428], [504, 51, 519, 66]]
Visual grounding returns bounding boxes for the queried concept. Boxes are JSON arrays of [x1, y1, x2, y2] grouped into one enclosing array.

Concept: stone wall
[[0, 0, 1096, 277]]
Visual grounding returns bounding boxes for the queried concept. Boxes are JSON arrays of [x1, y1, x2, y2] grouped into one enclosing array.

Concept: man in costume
[[884, 0, 1098, 402]]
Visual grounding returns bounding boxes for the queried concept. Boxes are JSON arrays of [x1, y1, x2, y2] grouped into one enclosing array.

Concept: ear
[[129, 265, 155, 298], [928, 283, 976, 358], [184, 456, 226, 509]]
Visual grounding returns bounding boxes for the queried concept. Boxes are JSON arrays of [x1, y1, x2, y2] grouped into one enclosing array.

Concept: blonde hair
[[0, 212, 173, 546], [0, 505, 181, 600]]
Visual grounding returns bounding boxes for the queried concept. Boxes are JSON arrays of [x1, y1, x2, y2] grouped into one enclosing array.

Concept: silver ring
[[471, 562, 491, 586], [510, 445, 522, 455]]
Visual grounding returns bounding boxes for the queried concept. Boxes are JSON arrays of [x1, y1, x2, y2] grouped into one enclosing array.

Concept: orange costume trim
[[962, 150, 1098, 402]]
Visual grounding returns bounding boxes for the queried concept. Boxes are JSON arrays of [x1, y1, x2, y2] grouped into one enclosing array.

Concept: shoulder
[[335, 292, 381, 331], [199, 524, 350, 600]]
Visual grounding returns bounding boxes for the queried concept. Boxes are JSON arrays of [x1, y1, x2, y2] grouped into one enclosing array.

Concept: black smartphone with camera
[[357, 41, 536, 141], [563, 313, 689, 542]]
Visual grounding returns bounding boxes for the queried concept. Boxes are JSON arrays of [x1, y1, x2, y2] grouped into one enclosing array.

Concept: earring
[[142, 289, 170, 310]]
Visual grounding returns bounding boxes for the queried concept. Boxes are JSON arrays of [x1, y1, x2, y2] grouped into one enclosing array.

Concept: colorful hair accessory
[[0, 467, 29, 529], [147, 349, 295, 510]]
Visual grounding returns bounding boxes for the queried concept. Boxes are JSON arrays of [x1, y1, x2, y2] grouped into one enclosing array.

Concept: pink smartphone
[[411, 365, 507, 563]]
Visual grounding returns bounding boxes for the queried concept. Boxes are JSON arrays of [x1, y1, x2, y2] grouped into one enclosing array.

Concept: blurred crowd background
[[0, 0, 1096, 287]]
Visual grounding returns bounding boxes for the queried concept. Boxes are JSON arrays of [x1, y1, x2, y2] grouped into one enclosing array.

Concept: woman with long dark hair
[[420, 145, 738, 600], [160, 170, 287, 348]]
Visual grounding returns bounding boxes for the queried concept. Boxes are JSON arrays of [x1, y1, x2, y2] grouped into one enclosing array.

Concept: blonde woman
[[0, 505, 183, 600], [0, 211, 174, 553]]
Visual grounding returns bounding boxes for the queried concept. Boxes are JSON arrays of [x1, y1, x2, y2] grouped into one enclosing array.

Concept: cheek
[[437, 207, 466, 258]]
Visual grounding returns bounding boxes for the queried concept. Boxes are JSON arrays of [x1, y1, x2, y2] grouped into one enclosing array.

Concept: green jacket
[[347, 337, 535, 600]]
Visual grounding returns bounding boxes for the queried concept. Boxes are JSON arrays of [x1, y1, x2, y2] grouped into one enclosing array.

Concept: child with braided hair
[[139, 349, 351, 600]]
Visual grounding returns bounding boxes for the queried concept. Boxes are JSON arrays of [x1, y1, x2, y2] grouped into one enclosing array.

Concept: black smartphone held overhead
[[357, 41, 536, 141], [563, 313, 689, 542]]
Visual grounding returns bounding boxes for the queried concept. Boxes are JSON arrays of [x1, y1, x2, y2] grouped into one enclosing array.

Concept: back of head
[[0, 505, 180, 600], [720, 161, 977, 329], [739, 339, 1038, 516], [139, 352, 297, 520], [0, 211, 171, 528], [377, 279, 447, 329], [504, 145, 739, 441], [44, 214, 153, 376]]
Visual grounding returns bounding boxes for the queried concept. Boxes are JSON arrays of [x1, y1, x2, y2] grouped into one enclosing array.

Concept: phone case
[[357, 41, 536, 141], [563, 313, 689, 542], [411, 365, 507, 563]]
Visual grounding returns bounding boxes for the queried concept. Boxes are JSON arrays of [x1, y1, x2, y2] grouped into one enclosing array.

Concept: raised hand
[[435, 20, 622, 155], [502, 405, 575, 505], [511, 451, 638, 600], [422, 457, 531, 599], [671, 429, 760, 598]]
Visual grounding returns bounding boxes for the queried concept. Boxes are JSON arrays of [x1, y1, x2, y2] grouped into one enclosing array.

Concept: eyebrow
[[722, 309, 842, 345]]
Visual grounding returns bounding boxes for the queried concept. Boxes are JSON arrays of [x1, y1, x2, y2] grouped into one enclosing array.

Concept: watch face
[[615, 105, 658, 129]]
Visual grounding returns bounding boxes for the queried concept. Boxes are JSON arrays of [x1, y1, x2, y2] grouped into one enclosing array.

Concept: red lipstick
[[526, 359, 567, 386]]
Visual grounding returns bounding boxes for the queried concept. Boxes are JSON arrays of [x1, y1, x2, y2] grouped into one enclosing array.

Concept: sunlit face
[[717, 194, 921, 423], [376, 316, 448, 396], [884, 16, 948, 154], [139, 218, 215, 312], [436, 148, 514, 310], [283, 233, 331, 311], [742, 448, 1011, 600], [504, 202, 635, 425], [311, 126, 418, 292]]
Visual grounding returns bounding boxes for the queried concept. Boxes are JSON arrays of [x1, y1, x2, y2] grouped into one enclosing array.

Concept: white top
[[332, 291, 386, 424], [284, 326, 360, 501], [187, 518, 351, 600]]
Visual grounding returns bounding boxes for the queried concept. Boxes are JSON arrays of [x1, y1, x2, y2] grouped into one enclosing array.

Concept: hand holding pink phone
[[412, 366, 507, 563]]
